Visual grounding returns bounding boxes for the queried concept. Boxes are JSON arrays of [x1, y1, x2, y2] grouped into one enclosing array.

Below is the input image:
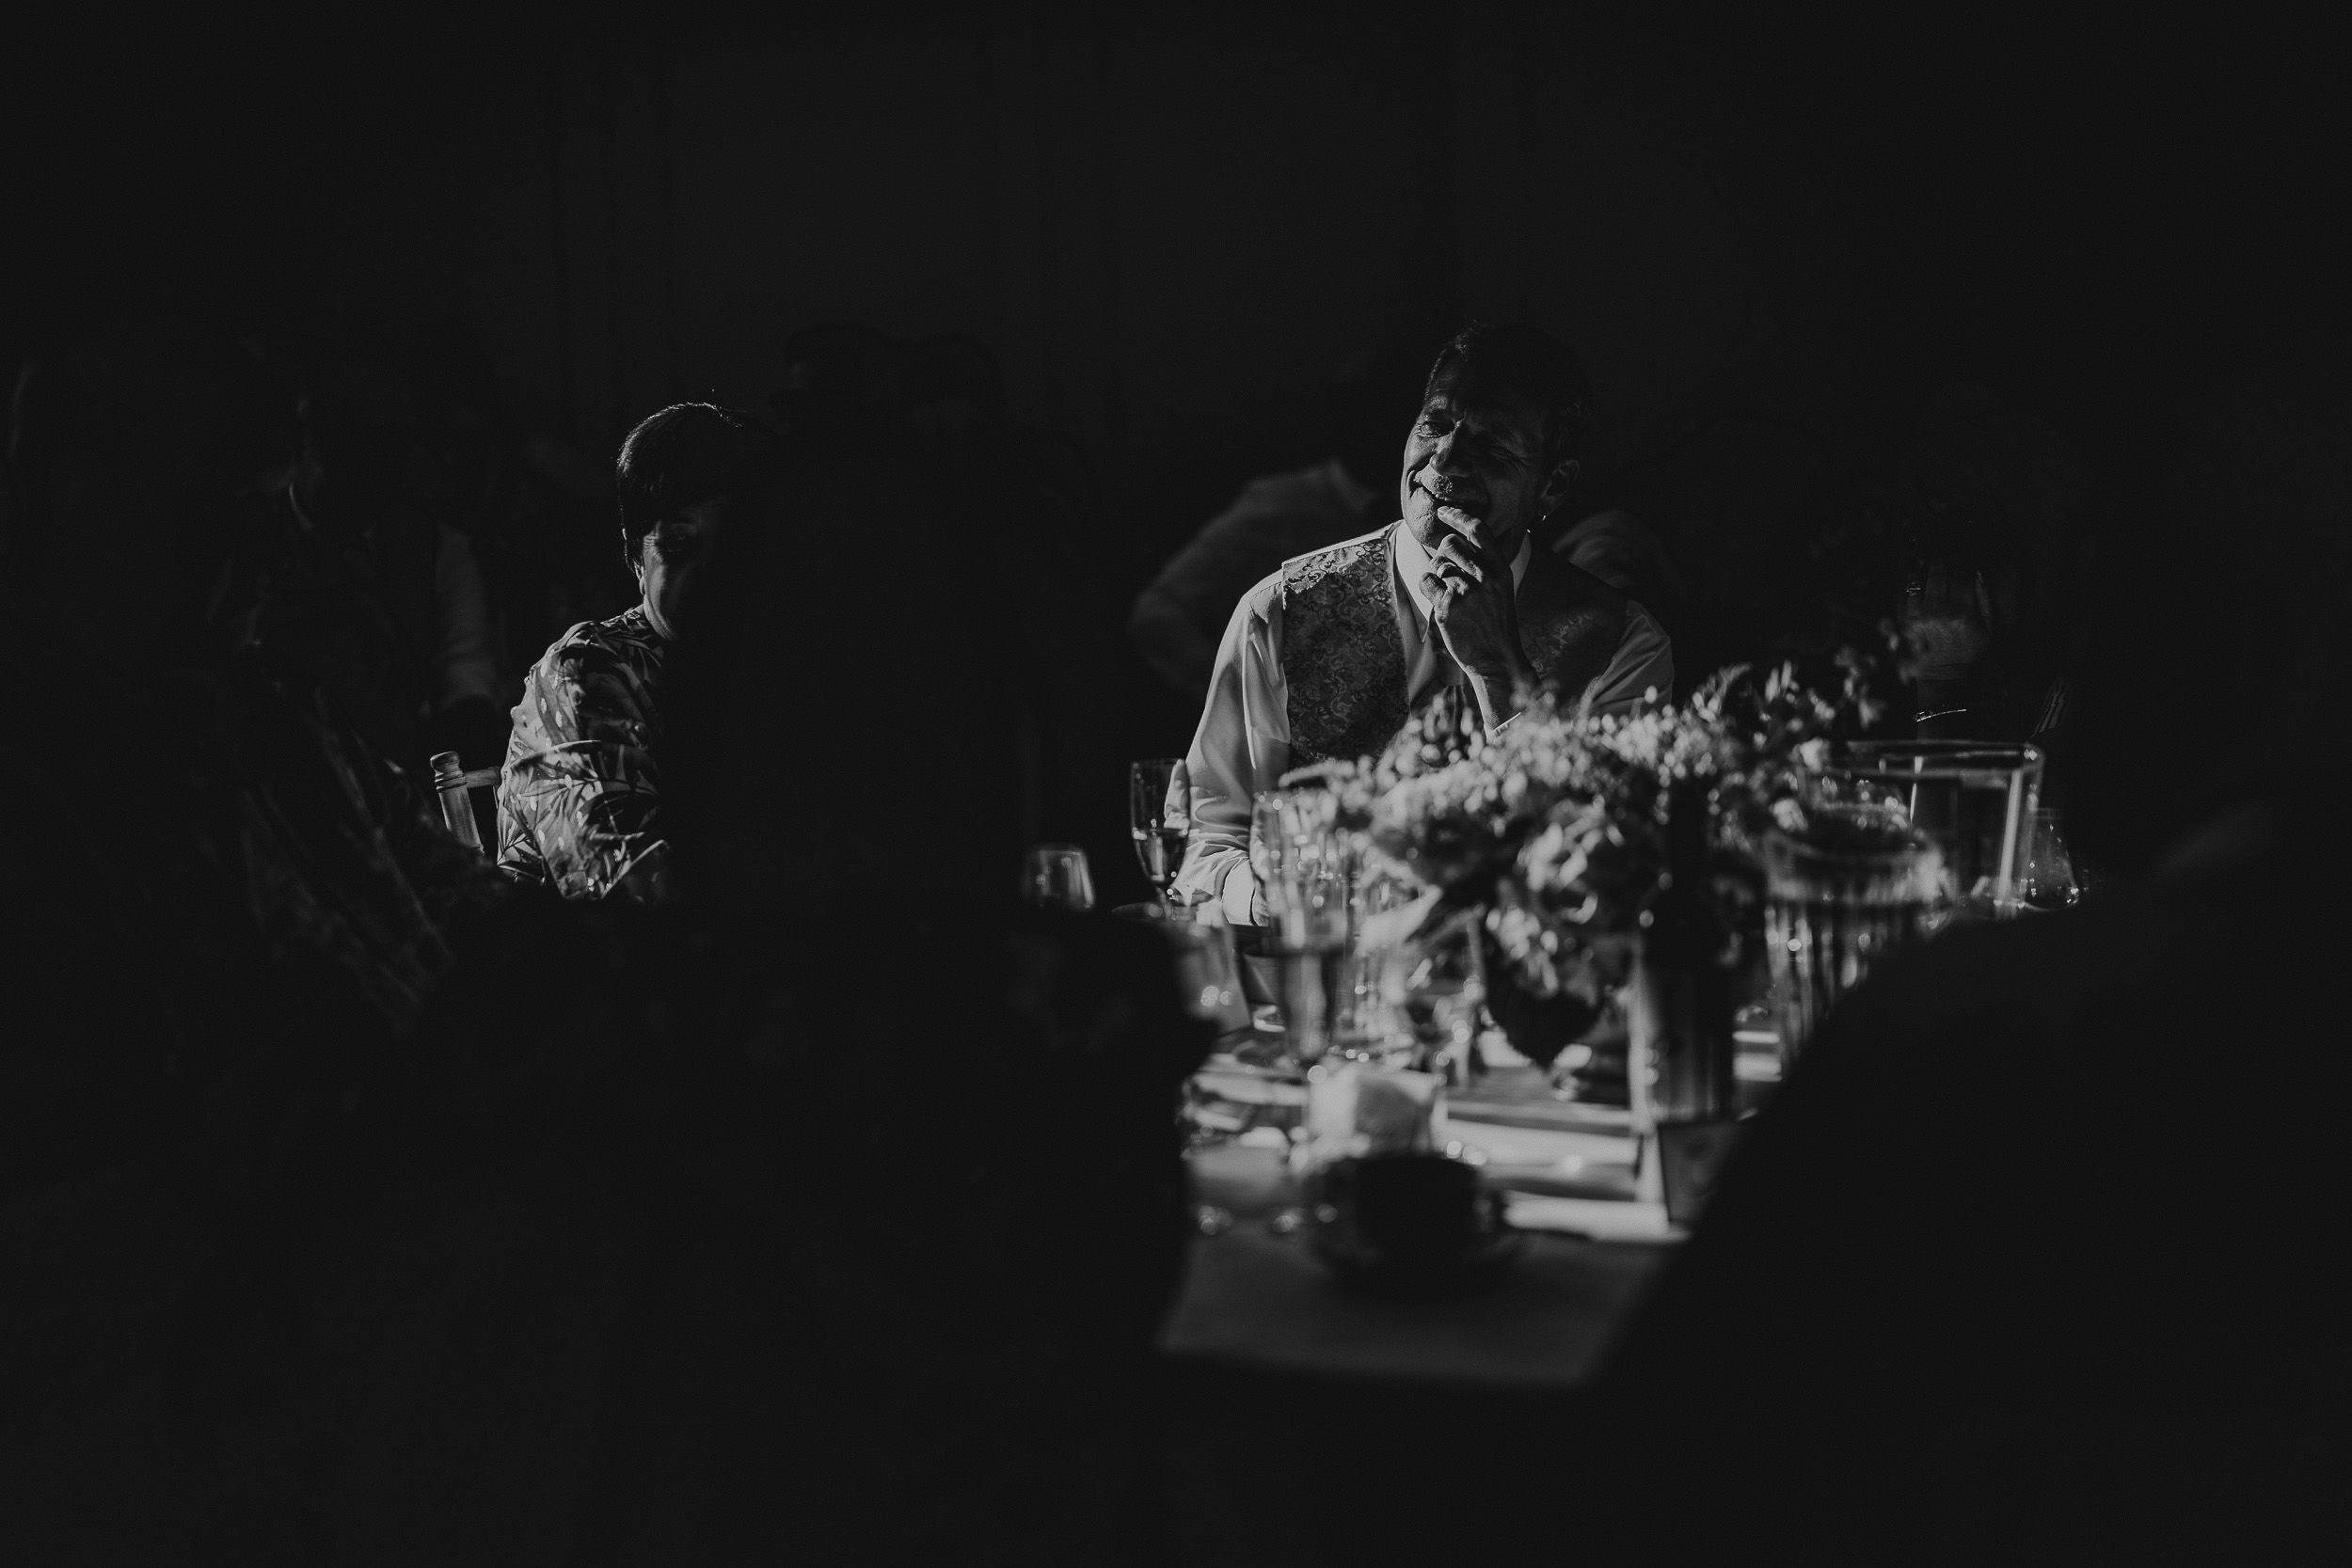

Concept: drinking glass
[[1020, 844, 1095, 911], [1249, 787, 1333, 889], [1762, 809, 1942, 1063], [1255, 790, 1355, 1066], [1349, 872, 1427, 1067], [1128, 757, 1188, 914], [1820, 741, 2042, 924], [1168, 898, 1252, 1037], [2014, 807, 2080, 911]]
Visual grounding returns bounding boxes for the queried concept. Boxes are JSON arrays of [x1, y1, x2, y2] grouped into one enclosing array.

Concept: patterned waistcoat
[[1281, 526, 1610, 768], [1281, 531, 1410, 768]]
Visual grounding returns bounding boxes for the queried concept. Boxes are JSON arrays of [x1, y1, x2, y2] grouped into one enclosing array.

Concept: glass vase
[[1626, 929, 1738, 1132], [1822, 741, 2042, 924], [1761, 820, 1942, 1065], [1625, 927, 1740, 1226]]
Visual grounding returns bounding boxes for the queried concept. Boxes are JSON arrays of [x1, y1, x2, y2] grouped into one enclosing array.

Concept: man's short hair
[[1424, 322, 1590, 467], [615, 403, 775, 568]]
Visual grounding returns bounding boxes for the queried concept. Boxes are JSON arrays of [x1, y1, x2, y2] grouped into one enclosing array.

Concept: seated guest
[[1891, 384, 2092, 748], [1596, 329, 2344, 1560], [495, 403, 774, 902], [1130, 344, 1427, 705], [1176, 322, 1675, 922]]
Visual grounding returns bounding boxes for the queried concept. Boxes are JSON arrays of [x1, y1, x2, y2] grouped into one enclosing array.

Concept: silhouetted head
[[614, 402, 777, 640], [1401, 323, 1589, 561], [661, 441, 1020, 919], [1899, 383, 2093, 655]]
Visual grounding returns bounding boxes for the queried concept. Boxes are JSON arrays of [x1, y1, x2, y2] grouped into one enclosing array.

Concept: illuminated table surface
[[1159, 1136, 1677, 1391]]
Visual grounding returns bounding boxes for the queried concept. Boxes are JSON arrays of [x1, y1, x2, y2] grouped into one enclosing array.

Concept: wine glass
[[2016, 808, 2080, 911], [1020, 844, 1095, 911], [1128, 758, 1188, 915]]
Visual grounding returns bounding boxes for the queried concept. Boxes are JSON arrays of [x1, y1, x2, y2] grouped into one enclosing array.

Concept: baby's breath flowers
[[1281, 644, 1896, 1004]]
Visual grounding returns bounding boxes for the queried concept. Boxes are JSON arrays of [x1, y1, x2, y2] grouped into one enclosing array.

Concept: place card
[[1297, 1062, 1443, 1169], [1504, 1193, 1680, 1243]]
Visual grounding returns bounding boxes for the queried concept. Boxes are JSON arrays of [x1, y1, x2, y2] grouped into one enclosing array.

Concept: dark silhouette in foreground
[[1597, 327, 2346, 1561]]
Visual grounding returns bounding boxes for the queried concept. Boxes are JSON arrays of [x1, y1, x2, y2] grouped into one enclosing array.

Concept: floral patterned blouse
[[496, 606, 672, 901]]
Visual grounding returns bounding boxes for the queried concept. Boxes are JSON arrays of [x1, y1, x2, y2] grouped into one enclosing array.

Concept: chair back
[[429, 750, 501, 858]]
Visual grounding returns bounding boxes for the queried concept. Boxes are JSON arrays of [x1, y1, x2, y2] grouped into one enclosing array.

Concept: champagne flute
[[1129, 758, 1188, 915]]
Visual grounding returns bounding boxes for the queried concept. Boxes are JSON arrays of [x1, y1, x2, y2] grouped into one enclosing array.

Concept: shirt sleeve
[[1582, 598, 1677, 716], [495, 635, 670, 903], [1174, 577, 1291, 925]]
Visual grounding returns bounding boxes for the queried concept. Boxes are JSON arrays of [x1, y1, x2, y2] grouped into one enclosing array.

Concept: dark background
[[8, 4, 2338, 902]]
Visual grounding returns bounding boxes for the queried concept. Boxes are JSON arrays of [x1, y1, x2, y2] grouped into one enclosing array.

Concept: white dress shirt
[[1176, 521, 1675, 924]]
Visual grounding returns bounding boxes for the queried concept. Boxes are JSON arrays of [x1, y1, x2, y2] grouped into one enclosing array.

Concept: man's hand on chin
[[1422, 511, 1536, 727]]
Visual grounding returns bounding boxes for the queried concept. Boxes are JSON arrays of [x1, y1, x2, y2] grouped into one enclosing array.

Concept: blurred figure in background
[[1891, 384, 2093, 749], [248, 347, 505, 777], [1130, 344, 1428, 705], [1597, 325, 2346, 1561], [1587, 410, 1846, 687], [1547, 504, 1689, 698], [494, 402, 776, 904]]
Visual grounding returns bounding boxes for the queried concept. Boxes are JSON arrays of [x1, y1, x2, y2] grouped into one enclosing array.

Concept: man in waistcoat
[[1173, 323, 1675, 924]]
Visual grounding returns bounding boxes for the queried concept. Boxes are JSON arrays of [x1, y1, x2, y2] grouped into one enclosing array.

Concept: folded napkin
[[1504, 1193, 1681, 1243], [1299, 1062, 1443, 1168]]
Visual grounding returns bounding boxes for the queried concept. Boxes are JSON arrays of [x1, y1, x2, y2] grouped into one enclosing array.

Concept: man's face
[[635, 495, 732, 638], [1397, 368, 1571, 559]]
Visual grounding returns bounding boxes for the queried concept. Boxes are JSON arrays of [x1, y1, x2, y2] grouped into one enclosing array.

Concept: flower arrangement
[[1285, 643, 1896, 1009]]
